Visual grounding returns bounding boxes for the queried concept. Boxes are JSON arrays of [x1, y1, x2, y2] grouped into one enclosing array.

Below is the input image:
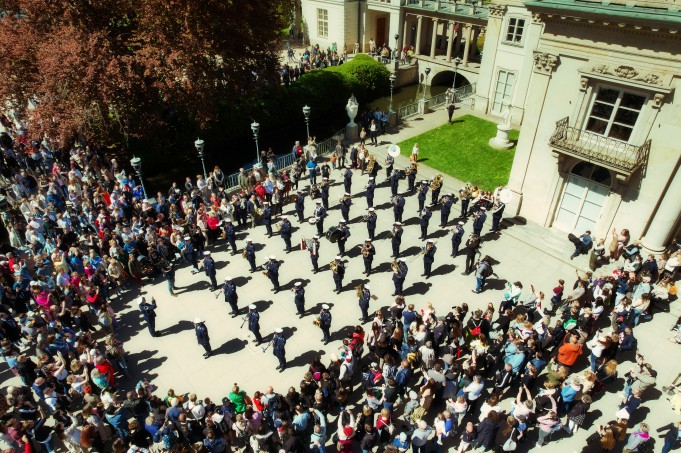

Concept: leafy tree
[[0, 0, 287, 145]]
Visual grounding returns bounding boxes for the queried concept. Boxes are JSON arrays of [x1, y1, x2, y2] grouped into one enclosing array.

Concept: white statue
[[499, 101, 512, 129], [346, 94, 359, 126]]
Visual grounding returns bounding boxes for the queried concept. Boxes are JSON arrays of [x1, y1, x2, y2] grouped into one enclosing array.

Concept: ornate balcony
[[549, 117, 650, 178]]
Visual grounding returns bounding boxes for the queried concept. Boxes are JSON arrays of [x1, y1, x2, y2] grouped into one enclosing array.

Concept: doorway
[[554, 162, 612, 234], [376, 17, 386, 47]]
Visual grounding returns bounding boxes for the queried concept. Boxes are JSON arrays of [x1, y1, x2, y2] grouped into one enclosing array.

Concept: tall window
[[505, 18, 525, 43], [585, 87, 646, 142], [317, 9, 328, 38], [492, 70, 515, 113]]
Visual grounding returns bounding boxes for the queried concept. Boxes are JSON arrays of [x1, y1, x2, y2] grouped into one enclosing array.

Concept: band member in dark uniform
[[391, 222, 403, 258], [422, 240, 436, 279], [366, 207, 377, 241], [360, 239, 376, 276]]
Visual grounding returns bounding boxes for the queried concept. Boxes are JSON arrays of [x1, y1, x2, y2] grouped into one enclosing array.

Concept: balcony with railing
[[403, 0, 490, 21], [549, 117, 650, 176]]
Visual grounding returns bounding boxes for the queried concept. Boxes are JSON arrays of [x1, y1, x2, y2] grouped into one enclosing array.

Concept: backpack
[[482, 264, 493, 278], [410, 406, 426, 424], [162, 429, 177, 449]]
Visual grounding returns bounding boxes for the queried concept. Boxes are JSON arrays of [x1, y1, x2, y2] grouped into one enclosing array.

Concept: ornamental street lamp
[[423, 67, 431, 100], [302, 105, 311, 139], [394, 34, 399, 61], [452, 56, 462, 89], [130, 156, 147, 200], [389, 74, 397, 114], [251, 122, 260, 165], [194, 138, 207, 180]]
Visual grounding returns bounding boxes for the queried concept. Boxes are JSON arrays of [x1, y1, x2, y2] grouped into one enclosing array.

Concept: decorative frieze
[[590, 64, 663, 86], [533, 52, 559, 75], [488, 4, 506, 17], [531, 12, 543, 24]]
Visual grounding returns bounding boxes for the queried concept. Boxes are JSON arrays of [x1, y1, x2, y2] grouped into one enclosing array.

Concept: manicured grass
[[398, 114, 518, 190]]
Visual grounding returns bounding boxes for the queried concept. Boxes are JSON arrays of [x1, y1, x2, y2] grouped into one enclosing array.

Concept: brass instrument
[[262, 270, 269, 277], [241, 249, 247, 259], [366, 155, 377, 173], [330, 261, 338, 273], [274, 222, 283, 232], [390, 260, 399, 272], [361, 214, 370, 222], [390, 196, 398, 205], [313, 318, 321, 327], [360, 243, 372, 257], [430, 174, 444, 191], [355, 284, 364, 298]]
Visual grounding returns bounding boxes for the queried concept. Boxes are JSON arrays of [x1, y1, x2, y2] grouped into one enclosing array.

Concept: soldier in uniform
[[313, 201, 326, 237], [431, 180, 442, 206], [202, 251, 218, 291], [343, 166, 353, 194], [309, 235, 321, 273], [451, 222, 465, 257], [320, 178, 330, 210], [459, 185, 471, 218], [225, 219, 237, 255], [244, 237, 257, 272], [246, 304, 263, 344], [392, 258, 408, 296], [223, 276, 239, 317], [462, 234, 481, 275], [391, 222, 403, 258], [440, 193, 454, 228], [393, 194, 405, 223], [366, 207, 377, 241], [417, 181, 429, 213], [419, 208, 432, 240], [389, 170, 401, 197], [138, 296, 158, 337], [271, 328, 287, 372], [262, 201, 273, 237], [293, 281, 305, 318], [358, 283, 371, 323], [332, 256, 345, 294], [184, 235, 199, 272], [337, 221, 350, 256], [279, 216, 292, 253], [490, 201, 505, 233], [472, 206, 487, 236], [294, 190, 305, 223], [319, 304, 332, 345], [360, 238, 376, 276], [385, 153, 394, 179], [422, 240, 436, 279], [340, 193, 352, 223], [266, 255, 281, 293], [194, 317, 212, 358], [407, 163, 418, 192], [365, 177, 376, 208]]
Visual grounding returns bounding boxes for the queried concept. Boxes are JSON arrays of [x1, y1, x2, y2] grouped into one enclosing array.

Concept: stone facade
[[476, 0, 681, 251]]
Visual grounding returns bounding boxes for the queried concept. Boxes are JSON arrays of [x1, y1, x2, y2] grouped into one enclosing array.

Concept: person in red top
[[557, 332, 583, 368], [94, 355, 116, 387], [254, 182, 266, 201], [551, 279, 565, 309]]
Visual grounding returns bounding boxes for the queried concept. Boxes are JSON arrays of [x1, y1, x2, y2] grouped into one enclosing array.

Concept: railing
[[549, 116, 650, 173], [428, 92, 450, 108], [316, 127, 348, 156], [453, 82, 476, 100], [397, 101, 421, 120]]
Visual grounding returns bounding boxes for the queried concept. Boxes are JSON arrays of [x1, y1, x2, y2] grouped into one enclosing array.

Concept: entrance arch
[[554, 162, 612, 234], [429, 70, 470, 88]]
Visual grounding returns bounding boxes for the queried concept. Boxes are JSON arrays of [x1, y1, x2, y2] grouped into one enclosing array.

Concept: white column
[[429, 18, 438, 58], [446, 22, 455, 62], [415, 15, 423, 55], [641, 164, 681, 252], [402, 17, 409, 49], [462, 25, 472, 66]]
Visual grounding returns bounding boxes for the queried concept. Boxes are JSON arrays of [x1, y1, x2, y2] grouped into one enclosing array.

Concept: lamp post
[[129, 156, 147, 200], [389, 73, 397, 113], [194, 138, 207, 180], [394, 34, 399, 61], [251, 121, 260, 166], [452, 56, 462, 89], [423, 67, 431, 100], [302, 105, 311, 139]]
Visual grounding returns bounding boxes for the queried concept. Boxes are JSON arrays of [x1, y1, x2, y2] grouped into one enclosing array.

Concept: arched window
[[571, 162, 612, 187]]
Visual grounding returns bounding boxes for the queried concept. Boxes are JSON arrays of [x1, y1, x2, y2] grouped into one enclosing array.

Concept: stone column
[[429, 18, 438, 58], [402, 17, 409, 49], [454, 25, 462, 57], [462, 25, 472, 66], [506, 51, 560, 216], [415, 15, 423, 55], [641, 162, 681, 253], [470, 27, 480, 58], [446, 22, 455, 62]]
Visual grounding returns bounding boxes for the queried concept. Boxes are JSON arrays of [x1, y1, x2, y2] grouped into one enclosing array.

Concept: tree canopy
[[0, 0, 287, 145]]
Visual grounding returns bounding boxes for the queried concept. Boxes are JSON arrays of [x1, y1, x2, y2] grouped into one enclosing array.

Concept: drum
[[308, 217, 318, 225], [326, 226, 341, 243]]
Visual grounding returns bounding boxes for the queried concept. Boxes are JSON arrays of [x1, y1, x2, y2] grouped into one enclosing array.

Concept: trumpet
[[355, 284, 365, 298], [330, 261, 338, 273], [313, 318, 321, 327], [241, 249, 247, 259], [274, 222, 283, 232], [391, 259, 399, 273]]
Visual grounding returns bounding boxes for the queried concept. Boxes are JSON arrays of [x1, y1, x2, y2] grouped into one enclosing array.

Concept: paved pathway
[[5, 107, 679, 452]]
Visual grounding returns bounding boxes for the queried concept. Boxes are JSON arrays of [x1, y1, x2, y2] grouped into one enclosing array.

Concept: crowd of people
[[0, 106, 680, 453]]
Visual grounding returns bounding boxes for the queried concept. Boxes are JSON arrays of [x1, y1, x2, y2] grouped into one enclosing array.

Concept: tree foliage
[[0, 0, 287, 145]]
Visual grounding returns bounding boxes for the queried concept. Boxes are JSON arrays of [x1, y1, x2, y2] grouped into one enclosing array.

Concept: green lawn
[[398, 114, 518, 190]]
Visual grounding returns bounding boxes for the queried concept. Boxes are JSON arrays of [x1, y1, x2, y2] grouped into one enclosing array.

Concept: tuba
[[366, 155, 377, 173], [430, 174, 443, 191]]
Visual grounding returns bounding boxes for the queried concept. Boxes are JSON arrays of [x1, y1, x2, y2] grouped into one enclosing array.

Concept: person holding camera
[[623, 357, 656, 400]]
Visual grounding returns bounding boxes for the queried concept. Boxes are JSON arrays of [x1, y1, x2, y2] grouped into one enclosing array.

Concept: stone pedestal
[[418, 99, 430, 114], [345, 123, 358, 142], [488, 125, 514, 150], [388, 112, 397, 126]]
